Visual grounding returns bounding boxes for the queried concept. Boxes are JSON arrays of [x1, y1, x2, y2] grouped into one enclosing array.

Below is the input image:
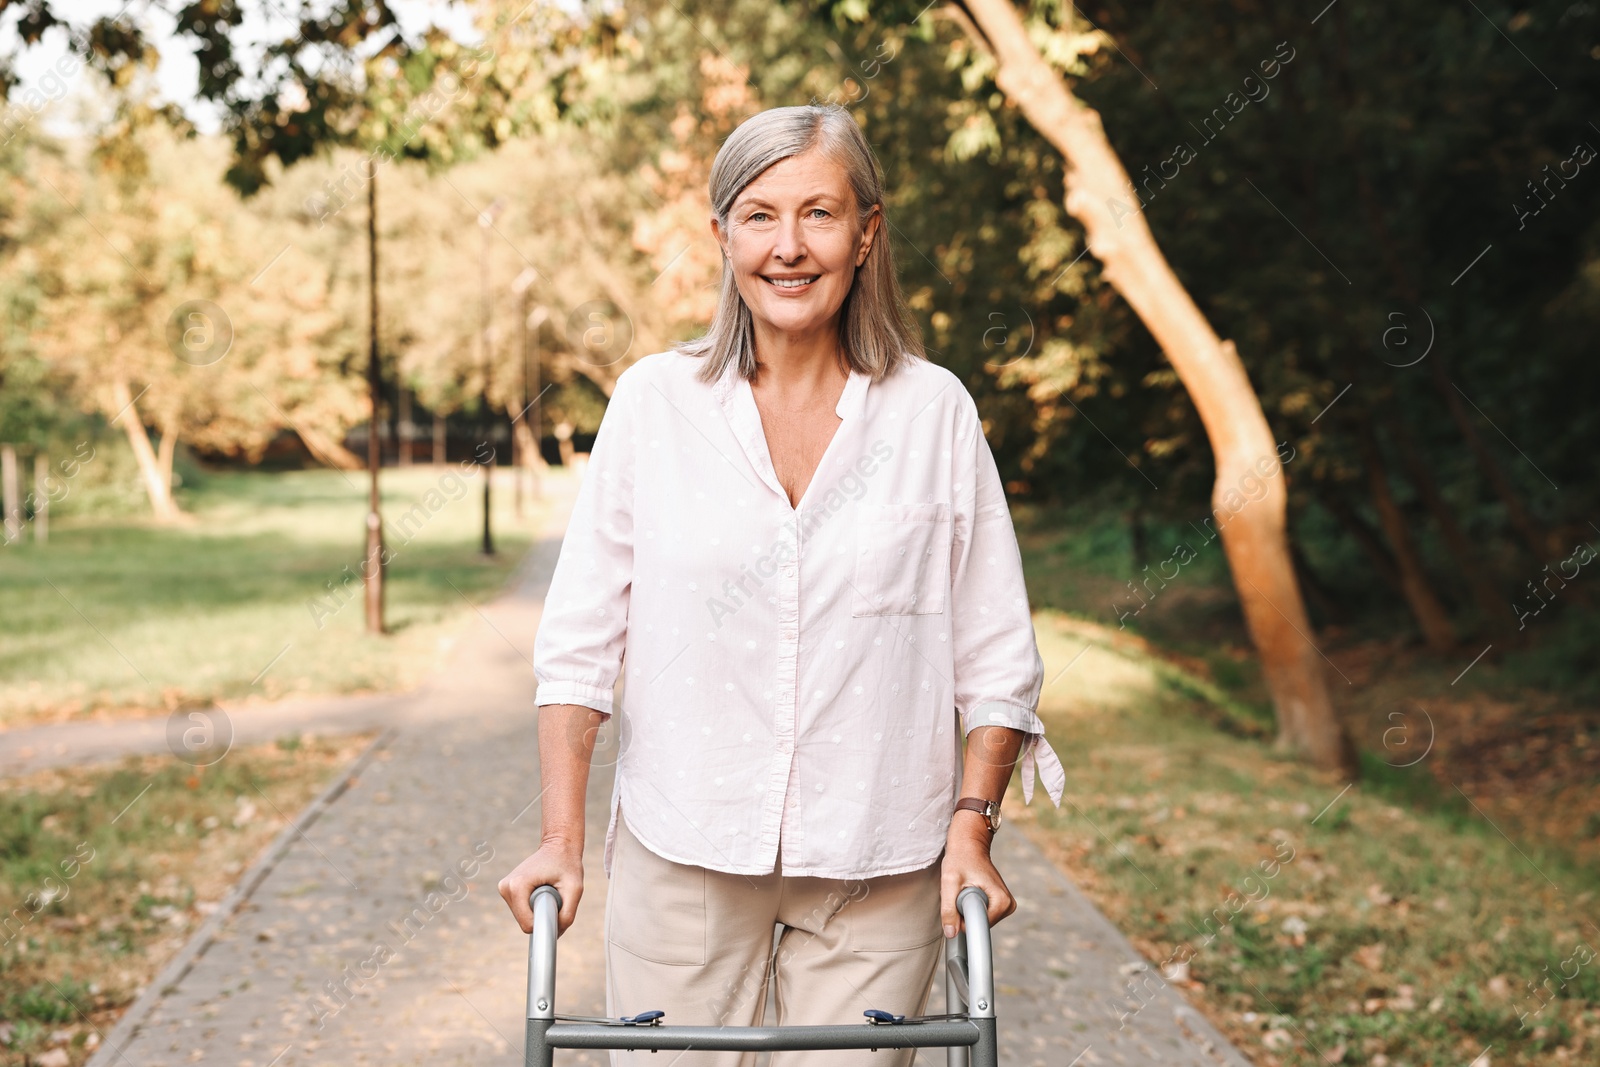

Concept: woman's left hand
[[939, 819, 1016, 938]]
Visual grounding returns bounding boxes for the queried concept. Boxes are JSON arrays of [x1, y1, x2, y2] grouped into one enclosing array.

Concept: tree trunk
[[1357, 424, 1457, 652], [479, 216, 496, 558], [398, 386, 413, 468], [1322, 4, 1558, 567], [365, 163, 387, 634], [511, 412, 523, 519], [958, 0, 1356, 776], [109, 378, 180, 522], [157, 426, 178, 504], [526, 307, 545, 500], [554, 421, 575, 467], [1425, 356, 1557, 562], [32, 452, 48, 543], [1, 444, 18, 542], [433, 416, 447, 465], [1312, 483, 1404, 592], [1289, 535, 1343, 627], [1388, 418, 1511, 633], [1127, 505, 1147, 571], [295, 425, 363, 470], [507, 400, 540, 513]]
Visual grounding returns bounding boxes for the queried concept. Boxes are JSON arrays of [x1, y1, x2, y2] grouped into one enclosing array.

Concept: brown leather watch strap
[[954, 796, 999, 832]]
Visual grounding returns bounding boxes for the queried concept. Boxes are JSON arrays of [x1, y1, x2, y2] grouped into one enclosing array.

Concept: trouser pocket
[[606, 804, 709, 966]]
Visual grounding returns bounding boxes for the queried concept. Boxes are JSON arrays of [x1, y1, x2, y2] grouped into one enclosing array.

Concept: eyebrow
[[735, 193, 844, 211]]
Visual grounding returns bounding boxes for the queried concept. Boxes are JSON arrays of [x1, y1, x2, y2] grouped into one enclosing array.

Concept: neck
[[750, 320, 848, 395]]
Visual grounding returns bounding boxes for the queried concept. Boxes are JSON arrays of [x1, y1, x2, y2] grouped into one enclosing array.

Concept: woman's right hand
[[498, 837, 585, 936]]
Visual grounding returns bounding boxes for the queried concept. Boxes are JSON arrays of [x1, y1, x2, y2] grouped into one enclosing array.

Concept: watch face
[[989, 805, 1002, 831]]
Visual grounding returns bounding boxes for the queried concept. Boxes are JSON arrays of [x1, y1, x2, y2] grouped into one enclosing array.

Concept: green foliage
[[1, 0, 1597, 670], [792, 0, 1600, 652]]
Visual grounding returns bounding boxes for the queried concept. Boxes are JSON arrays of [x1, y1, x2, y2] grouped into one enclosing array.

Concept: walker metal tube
[[545, 1021, 980, 1051], [944, 932, 970, 1067], [524, 886, 561, 1067], [956, 887, 997, 1067], [523, 882, 999, 1063], [956, 887, 995, 1019]]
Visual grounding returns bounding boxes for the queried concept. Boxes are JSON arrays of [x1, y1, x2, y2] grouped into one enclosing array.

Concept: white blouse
[[533, 349, 1066, 879]]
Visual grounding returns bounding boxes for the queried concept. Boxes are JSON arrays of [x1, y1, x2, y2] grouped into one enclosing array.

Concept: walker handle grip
[[954, 887, 995, 1020], [526, 885, 563, 1020]]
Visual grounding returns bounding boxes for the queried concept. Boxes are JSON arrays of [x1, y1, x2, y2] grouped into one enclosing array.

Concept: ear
[[710, 214, 729, 260], [855, 205, 881, 267]]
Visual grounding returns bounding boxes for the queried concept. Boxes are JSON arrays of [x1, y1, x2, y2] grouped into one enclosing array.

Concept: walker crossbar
[[535, 1021, 982, 1051], [523, 884, 1000, 1067]]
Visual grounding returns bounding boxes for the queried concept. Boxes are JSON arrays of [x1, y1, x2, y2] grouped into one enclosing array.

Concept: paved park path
[[4, 471, 1252, 1067]]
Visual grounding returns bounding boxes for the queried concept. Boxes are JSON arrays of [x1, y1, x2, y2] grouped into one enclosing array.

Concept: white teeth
[[766, 276, 817, 288]]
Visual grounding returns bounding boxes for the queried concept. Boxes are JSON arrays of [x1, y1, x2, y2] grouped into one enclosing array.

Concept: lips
[[763, 275, 819, 290]]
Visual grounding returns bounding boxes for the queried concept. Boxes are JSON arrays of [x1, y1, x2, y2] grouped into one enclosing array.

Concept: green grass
[[0, 465, 546, 726], [1010, 502, 1600, 1065], [0, 732, 378, 1066], [1013, 614, 1600, 1066]]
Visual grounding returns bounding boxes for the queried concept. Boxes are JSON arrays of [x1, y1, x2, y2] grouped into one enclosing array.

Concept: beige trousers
[[604, 802, 945, 1067]]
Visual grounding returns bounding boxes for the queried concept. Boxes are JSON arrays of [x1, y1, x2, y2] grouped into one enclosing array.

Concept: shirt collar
[[711, 355, 870, 420]]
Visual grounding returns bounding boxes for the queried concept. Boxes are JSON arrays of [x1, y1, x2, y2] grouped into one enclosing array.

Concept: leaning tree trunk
[[1425, 354, 1558, 562], [960, 0, 1357, 776], [1389, 418, 1511, 634], [1357, 423, 1457, 652], [1313, 483, 1404, 592], [108, 378, 180, 523], [294, 425, 364, 471]]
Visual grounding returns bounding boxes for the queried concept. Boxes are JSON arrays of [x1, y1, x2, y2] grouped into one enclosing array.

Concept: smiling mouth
[[763, 275, 819, 290]]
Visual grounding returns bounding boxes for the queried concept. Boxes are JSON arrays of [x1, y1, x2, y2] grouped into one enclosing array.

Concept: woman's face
[[712, 147, 880, 346]]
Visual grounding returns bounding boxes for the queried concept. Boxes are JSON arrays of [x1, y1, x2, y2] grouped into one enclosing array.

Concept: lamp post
[[478, 196, 506, 556], [365, 161, 386, 632]]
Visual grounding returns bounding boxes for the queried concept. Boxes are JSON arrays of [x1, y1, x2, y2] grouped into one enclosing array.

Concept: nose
[[772, 213, 806, 264]]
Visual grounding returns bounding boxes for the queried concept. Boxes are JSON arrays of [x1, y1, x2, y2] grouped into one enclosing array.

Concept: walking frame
[[523, 884, 999, 1067]]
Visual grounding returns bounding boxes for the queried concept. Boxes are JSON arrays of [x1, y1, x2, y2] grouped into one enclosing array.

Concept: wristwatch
[[954, 797, 1001, 834]]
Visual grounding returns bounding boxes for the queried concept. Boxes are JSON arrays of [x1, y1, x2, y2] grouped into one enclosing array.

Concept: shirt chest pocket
[[850, 502, 952, 616]]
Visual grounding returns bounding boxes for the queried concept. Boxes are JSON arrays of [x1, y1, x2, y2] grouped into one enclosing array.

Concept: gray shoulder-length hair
[[674, 104, 924, 384]]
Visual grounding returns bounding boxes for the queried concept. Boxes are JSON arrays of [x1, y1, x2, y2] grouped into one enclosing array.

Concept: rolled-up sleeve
[[948, 393, 1065, 806], [532, 367, 641, 716]]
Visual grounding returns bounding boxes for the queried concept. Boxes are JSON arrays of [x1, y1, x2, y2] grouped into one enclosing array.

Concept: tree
[[810, 0, 1356, 775], [1039, 0, 1600, 646], [15, 127, 365, 519], [4, 0, 584, 628]]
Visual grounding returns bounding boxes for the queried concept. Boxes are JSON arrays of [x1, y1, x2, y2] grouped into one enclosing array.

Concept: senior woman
[[499, 103, 1065, 1066]]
